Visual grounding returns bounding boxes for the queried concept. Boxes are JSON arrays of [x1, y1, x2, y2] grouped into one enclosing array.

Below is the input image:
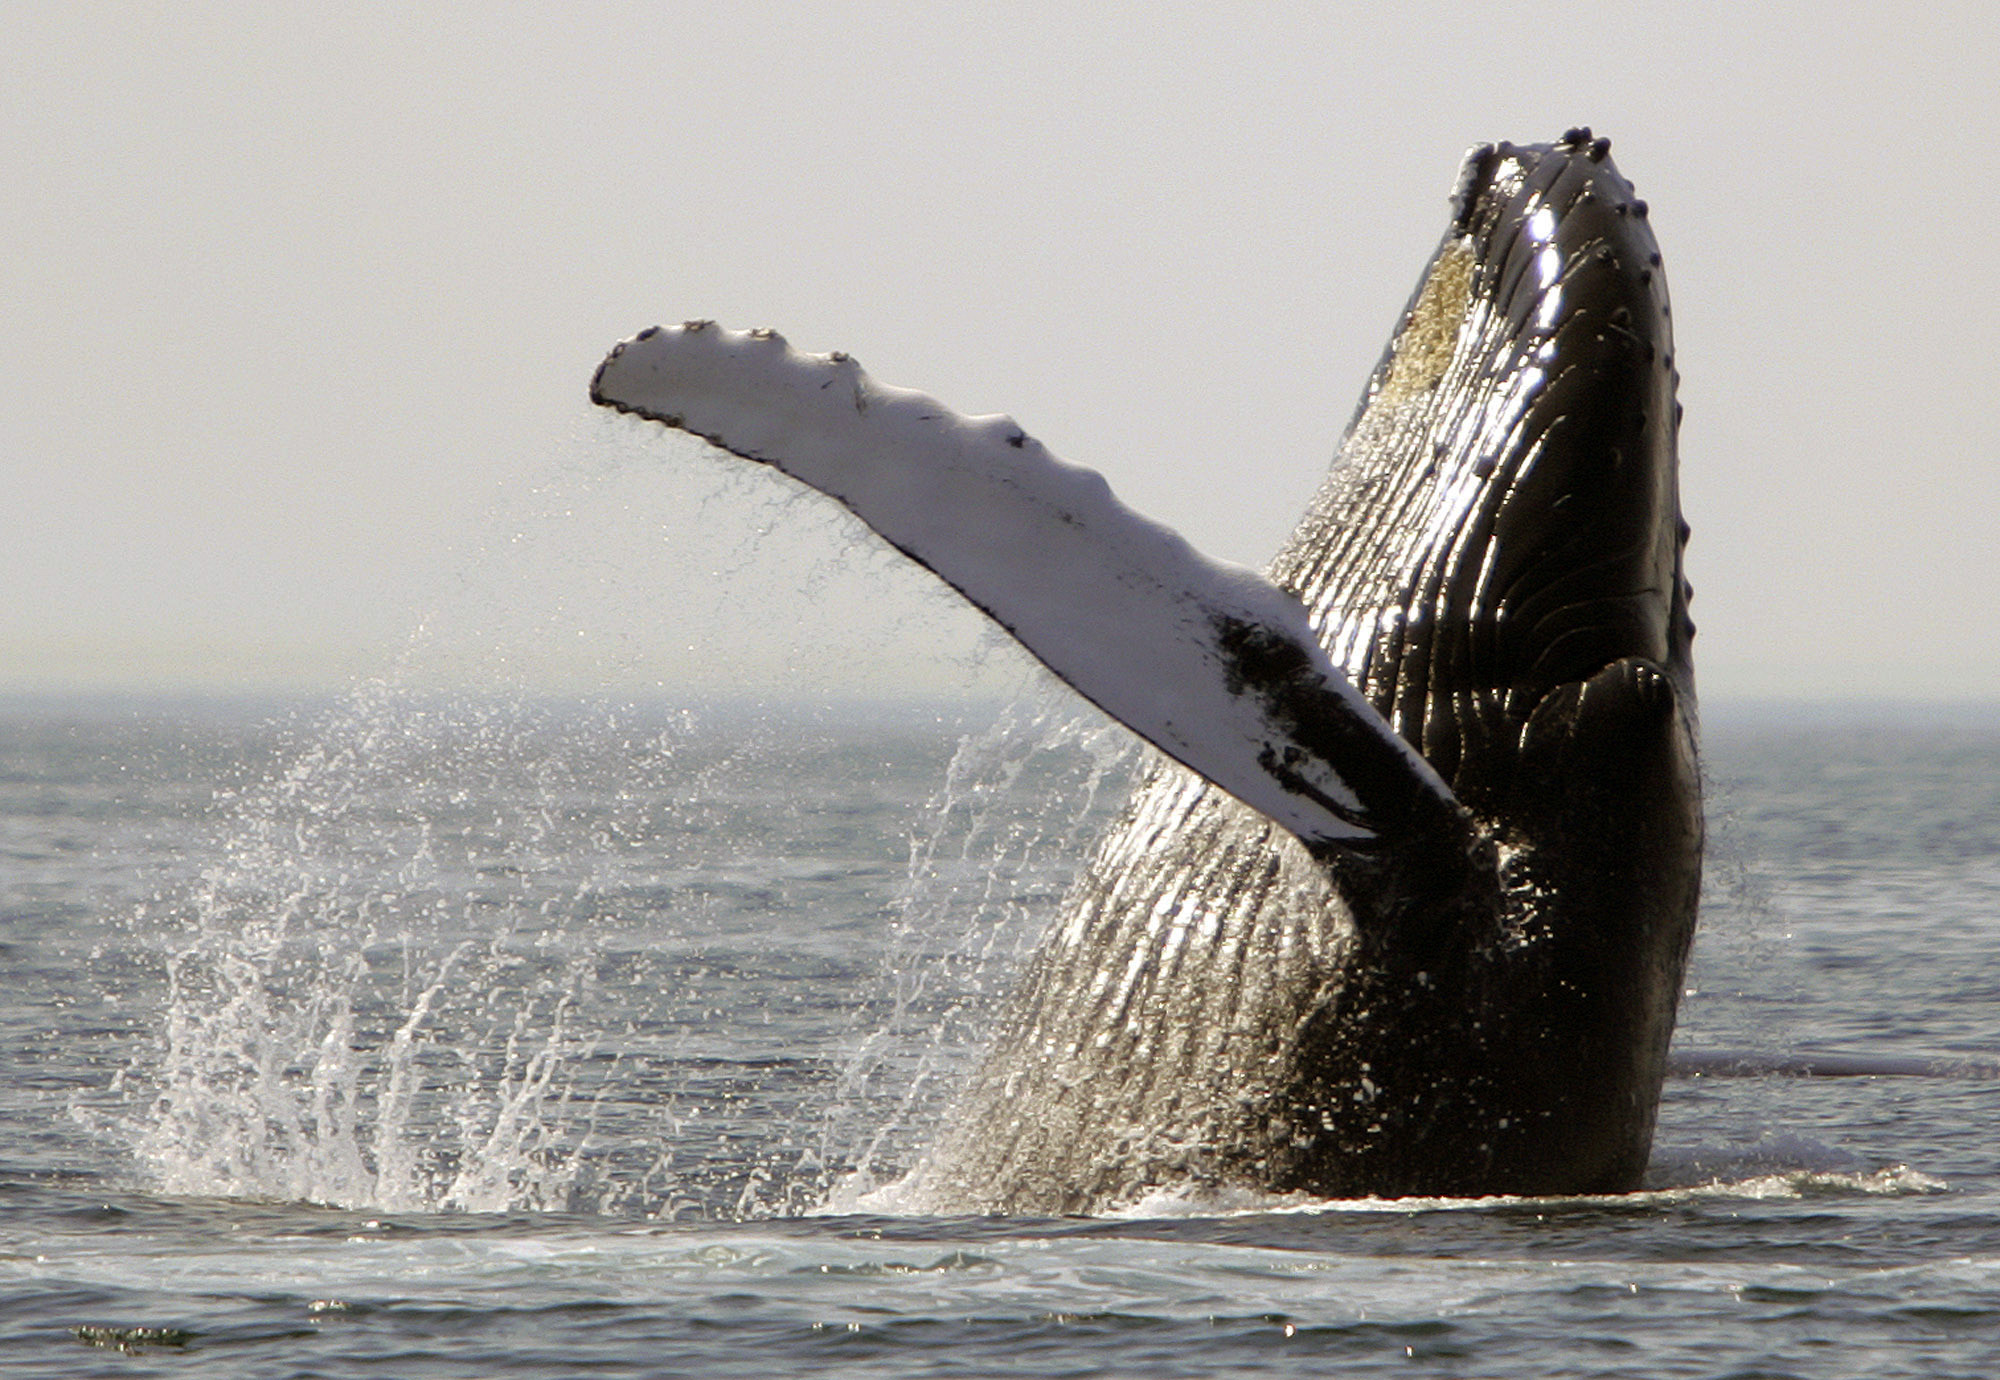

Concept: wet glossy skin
[[914, 133, 1701, 1213]]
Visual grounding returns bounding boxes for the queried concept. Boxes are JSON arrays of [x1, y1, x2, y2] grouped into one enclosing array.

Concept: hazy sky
[[7, 3, 1996, 703]]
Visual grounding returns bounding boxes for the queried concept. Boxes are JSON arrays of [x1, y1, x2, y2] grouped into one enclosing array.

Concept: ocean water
[[3, 690, 1998, 1378]]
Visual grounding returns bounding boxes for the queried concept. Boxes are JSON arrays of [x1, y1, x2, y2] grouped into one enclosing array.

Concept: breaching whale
[[592, 131, 1700, 1212]]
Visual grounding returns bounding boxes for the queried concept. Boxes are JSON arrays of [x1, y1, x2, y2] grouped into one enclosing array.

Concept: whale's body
[[594, 132, 1700, 1213]]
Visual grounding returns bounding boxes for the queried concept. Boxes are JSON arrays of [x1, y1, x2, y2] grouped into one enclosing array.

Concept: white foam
[[1093, 1164, 1948, 1219]]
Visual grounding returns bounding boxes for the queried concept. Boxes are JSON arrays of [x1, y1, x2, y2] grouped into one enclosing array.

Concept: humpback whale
[[592, 131, 1700, 1212]]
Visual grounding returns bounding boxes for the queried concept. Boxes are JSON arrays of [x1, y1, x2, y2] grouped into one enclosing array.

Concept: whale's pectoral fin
[[592, 322, 1458, 849]]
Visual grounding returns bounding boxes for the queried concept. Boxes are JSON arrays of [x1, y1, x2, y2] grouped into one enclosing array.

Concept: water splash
[[92, 668, 1129, 1222], [119, 684, 665, 1211], [817, 689, 1140, 1206], [102, 683, 875, 1217]]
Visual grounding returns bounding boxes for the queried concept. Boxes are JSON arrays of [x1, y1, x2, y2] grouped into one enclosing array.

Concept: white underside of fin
[[592, 322, 1451, 847]]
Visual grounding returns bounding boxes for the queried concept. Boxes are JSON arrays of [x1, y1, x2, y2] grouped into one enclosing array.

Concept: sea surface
[[3, 691, 1998, 1378]]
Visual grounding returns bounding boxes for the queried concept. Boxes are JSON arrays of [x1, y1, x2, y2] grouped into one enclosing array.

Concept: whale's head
[[1276, 133, 1703, 1194], [1281, 131, 1693, 800]]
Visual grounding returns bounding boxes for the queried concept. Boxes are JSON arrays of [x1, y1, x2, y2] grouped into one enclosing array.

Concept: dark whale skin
[[910, 132, 1701, 1213]]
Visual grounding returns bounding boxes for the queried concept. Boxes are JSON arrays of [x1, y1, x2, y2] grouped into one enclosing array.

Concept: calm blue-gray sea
[[3, 691, 1997, 1378]]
